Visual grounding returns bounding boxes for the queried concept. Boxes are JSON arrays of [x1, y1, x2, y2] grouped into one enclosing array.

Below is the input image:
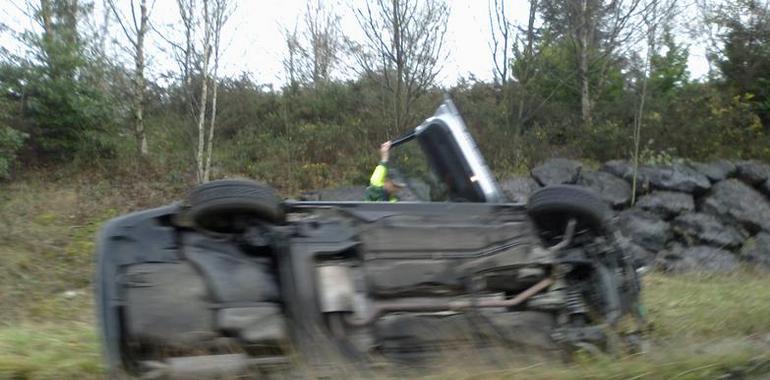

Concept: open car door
[[391, 98, 504, 202]]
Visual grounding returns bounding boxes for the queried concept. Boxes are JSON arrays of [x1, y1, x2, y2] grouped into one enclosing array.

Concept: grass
[[0, 323, 102, 380], [644, 272, 770, 340], [0, 172, 769, 379]]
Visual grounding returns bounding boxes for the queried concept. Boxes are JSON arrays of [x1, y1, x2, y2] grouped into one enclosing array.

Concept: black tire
[[527, 185, 610, 238], [188, 179, 283, 232]]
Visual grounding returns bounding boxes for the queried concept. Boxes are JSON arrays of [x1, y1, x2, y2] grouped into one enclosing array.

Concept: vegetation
[[0, 174, 768, 379], [2, 0, 770, 378], [1, 1, 770, 188]]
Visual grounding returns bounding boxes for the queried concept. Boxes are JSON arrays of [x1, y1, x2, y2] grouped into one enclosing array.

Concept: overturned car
[[95, 99, 645, 378]]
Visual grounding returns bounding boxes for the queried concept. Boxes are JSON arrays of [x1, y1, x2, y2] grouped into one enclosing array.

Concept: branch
[[107, 0, 138, 47]]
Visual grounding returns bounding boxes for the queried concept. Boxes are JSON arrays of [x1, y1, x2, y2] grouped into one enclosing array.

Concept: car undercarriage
[[95, 100, 645, 379]]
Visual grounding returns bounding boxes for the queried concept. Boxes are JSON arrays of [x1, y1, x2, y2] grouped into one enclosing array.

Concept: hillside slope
[[1, 174, 769, 379]]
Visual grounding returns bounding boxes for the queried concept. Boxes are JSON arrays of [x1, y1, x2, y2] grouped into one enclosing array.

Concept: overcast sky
[[2, 0, 710, 87]]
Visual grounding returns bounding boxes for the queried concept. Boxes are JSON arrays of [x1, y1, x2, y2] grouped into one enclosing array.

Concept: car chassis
[[95, 100, 645, 379]]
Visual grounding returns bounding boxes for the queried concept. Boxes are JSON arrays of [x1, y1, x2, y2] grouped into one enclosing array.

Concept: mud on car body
[[95, 99, 645, 378]]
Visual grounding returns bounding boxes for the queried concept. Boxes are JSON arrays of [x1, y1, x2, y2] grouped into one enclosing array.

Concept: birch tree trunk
[[578, 0, 593, 128], [632, 0, 664, 203], [203, 0, 228, 182], [392, 0, 404, 133], [196, 0, 212, 183], [134, 0, 148, 156], [107, 0, 151, 156], [203, 75, 218, 183], [202, 0, 231, 182], [516, 0, 539, 132]]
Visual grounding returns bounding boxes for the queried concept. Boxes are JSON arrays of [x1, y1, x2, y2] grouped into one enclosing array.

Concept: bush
[[0, 125, 27, 179]]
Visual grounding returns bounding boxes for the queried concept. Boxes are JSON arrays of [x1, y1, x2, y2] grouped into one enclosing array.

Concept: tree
[[0, 88, 28, 179], [540, 0, 647, 128], [511, 0, 542, 124], [282, 24, 301, 91], [649, 27, 689, 95], [353, 0, 449, 134], [300, 0, 341, 87], [490, 0, 548, 136], [631, 0, 661, 203], [107, 0, 153, 156], [11, 0, 113, 158], [281, 0, 341, 89], [488, 0, 513, 88], [171, 0, 232, 183], [203, 0, 232, 182], [709, 0, 770, 127]]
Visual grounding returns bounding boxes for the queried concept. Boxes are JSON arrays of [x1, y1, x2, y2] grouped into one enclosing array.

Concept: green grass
[[0, 323, 102, 380], [644, 272, 770, 340], [422, 340, 770, 379], [0, 174, 769, 379]]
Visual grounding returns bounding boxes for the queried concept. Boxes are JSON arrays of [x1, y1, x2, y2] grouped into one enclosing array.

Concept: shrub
[[0, 125, 27, 179]]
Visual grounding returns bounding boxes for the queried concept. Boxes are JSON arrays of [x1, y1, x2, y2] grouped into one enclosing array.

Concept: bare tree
[[203, 0, 231, 182], [177, 0, 194, 93], [692, 0, 728, 76], [354, 0, 449, 134], [513, 0, 541, 124], [107, 0, 153, 156], [302, 0, 341, 86], [98, 0, 110, 60], [489, 0, 512, 87], [632, 0, 658, 204], [194, 0, 211, 183], [489, 0, 543, 133], [282, 24, 301, 90], [170, 0, 232, 183], [631, 0, 678, 202], [280, 0, 341, 88]]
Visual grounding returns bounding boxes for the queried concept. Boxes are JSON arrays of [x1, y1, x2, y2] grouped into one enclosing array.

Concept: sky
[[1, 0, 710, 87], [143, 0, 524, 86]]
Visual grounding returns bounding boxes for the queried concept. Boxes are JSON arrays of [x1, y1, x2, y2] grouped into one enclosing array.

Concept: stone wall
[[300, 158, 770, 272], [502, 158, 770, 272]]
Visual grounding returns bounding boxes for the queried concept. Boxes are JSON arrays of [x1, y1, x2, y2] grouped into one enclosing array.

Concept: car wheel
[[187, 179, 284, 233], [527, 185, 610, 240]]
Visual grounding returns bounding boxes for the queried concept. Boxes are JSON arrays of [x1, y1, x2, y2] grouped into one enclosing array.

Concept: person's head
[[383, 177, 405, 195]]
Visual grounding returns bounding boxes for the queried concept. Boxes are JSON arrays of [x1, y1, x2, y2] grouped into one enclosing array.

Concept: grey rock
[[672, 212, 747, 249], [644, 163, 711, 194], [625, 241, 656, 268], [617, 210, 672, 252], [531, 158, 582, 186], [701, 179, 770, 233], [635, 191, 694, 219], [689, 160, 736, 183], [577, 170, 632, 208], [500, 176, 541, 203], [759, 179, 770, 198], [601, 160, 634, 179], [739, 232, 770, 269], [600, 160, 651, 193], [735, 160, 770, 186], [657, 245, 739, 273]]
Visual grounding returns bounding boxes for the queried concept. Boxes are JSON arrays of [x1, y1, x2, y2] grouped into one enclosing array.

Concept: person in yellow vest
[[365, 141, 405, 202]]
